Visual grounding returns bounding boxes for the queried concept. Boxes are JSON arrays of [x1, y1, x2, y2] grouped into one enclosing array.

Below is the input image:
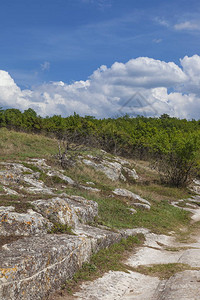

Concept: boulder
[[133, 203, 151, 210], [32, 197, 79, 228], [82, 159, 126, 181], [32, 195, 98, 228], [65, 195, 98, 224], [0, 208, 53, 236], [123, 167, 139, 180], [113, 188, 151, 206]]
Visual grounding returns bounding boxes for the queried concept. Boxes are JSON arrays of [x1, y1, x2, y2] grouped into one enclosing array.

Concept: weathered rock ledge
[[0, 227, 142, 300]]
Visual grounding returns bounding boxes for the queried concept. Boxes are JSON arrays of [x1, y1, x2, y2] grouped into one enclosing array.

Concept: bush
[[153, 132, 200, 187]]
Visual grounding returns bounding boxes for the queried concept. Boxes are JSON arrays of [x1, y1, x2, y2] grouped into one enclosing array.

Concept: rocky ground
[[0, 151, 200, 299], [62, 230, 200, 300]]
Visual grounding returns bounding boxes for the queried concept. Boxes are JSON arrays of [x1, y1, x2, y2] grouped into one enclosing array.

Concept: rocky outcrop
[[153, 270, 200, 300], [46, 170, 75, 185], [32, 197, 79, 228], [0, 208, 53, 236], [65, 195, 98, 224], [82, 155, 138, 182], [171, 194, 200, 222], [72, 230, 200, 300], [113, 188, 151, 210], [0, 234, 91, 300], [0, 228, 141, 300], [32, 195, 98, 228]]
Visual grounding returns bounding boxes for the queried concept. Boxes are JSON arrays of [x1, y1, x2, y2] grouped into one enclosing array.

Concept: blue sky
[[0, 0, 199, 87], [0, 0, 200, 118]]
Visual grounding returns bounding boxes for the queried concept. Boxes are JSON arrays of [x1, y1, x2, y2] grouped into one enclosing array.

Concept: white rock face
[[0, 206, 15, 212], [123, 166, 139, 180], [133, 203, 151, 210], [80, 185, 100, 192], [171, 194, 200, 223], [154, 270, 200, 300], [0, 226, 138, 300], [65, 195, 98, 224], [2, 187, 19, 195]]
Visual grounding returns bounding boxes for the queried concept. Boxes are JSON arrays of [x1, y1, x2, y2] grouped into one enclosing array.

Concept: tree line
[[1, 107, 200, 186]]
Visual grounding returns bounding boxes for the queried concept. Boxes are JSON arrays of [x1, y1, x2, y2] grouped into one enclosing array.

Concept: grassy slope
[[2, 128, 200, 296], [0, 127, 195, 236], [0, 128, 58, 160]]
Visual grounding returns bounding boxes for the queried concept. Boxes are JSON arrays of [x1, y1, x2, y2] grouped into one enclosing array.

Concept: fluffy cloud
[[1, 55, 200, 119], [174, 21, 200, 31]]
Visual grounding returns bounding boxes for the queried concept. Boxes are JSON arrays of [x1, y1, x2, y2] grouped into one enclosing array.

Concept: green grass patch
[[0, 199, 35, 213], [133, 263, 198, 279], [0, 128, 58, 160], [63, 187, 190, 234], [63, 163, 115, 191], [48, 223, 75, 235], [22, 162, 41, 173], [131, 200, 190, 234]]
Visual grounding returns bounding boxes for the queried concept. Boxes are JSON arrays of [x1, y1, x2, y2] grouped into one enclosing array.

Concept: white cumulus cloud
[[1, 55, 200, 119]]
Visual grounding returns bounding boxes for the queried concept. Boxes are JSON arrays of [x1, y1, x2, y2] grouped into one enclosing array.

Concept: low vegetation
[[1, 108, 200, 186], [131, 263, 199, 279], [1, 109, 200, 297], [48, 223, 75, 235], [63, 235, 144, 294]]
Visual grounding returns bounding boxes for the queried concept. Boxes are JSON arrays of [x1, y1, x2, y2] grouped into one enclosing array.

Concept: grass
[[0, 198, 35, 213], [63, 163, 115, 191], [63, 187, 191, 235], [126, 183, 193, 203], [0, 128, 58, 160], [48, 223, 75, 235], [64, 234, 144, 294], [132, 263, 198, 279], [21, 162, 41, 173]]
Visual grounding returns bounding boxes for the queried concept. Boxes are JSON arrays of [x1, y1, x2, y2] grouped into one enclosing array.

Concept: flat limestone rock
[[123, 166, 139, 180], [80, 185, 100, 192], [0, 206, 15, 212], [47, 170, 75, 185], [74, 270, 160, 300], [74, 224, 122, 252], [178, 248, 200, 267], [113, 188, 151, 206], [25, 186, 54, 195], [83, 159, 126, 181], [126, 247, 184, 267], [2, 187, 19, 195], [0, 209, 53, 236], [153, 270, 200, 300]]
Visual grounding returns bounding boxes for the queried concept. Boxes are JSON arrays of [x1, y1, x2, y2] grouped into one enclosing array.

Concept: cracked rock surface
[[70, 230, 200, 300]]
